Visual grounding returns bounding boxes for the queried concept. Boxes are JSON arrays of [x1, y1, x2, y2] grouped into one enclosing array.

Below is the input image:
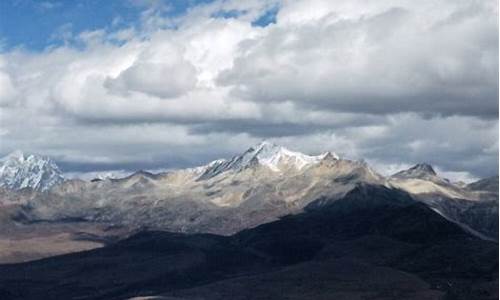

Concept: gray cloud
[[188, 112, 386, 138], [105, 54, 198, 98], [0, 0, 497, 181], [218, 1, 498, 118]]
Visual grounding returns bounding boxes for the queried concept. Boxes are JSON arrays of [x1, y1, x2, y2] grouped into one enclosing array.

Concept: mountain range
[[0, 141, 497, 299], [0, 142, 497, 239], [0, 184, 497, 299]]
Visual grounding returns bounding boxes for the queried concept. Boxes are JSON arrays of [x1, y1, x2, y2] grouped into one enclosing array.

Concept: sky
[[0, 0, 498, 182]]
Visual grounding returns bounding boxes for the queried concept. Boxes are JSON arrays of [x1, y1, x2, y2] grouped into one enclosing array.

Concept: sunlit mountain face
[[0, 0, 497, 299], [1, 143, 496, 237], [0, 142, 497, 299]]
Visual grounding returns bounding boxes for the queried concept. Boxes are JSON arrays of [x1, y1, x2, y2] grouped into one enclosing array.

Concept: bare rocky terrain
[[0, 143, 496, 300], [0, 184, 496, 300], [0, 143, 497, 266]]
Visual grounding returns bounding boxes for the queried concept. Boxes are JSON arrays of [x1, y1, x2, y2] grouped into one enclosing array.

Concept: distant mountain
[[467, 176, 499, 193], [16, 142, 382, 235], [198, 141, 338, 179], [65, 170, 133, 182], [391, 163, 437, 180], [1, 144, 497, 240], [389, 164, 498, 239], [0, 151, 64, 192]]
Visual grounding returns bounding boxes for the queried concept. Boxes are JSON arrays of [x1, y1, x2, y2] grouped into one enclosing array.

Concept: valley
[[0, 142, 497, 299]]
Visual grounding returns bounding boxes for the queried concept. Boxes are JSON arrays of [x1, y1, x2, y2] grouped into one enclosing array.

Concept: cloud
[[218, 0, 498, 118], [0, 72, 17, 106], [105, 60, 197, 98], [64, 169, 133, 181], [0, 0, 497, 180]]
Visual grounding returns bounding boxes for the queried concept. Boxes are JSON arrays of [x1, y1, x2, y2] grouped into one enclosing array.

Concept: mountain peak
[[198, 142, 339, 179], [0, 151, 64, 191], [391, 163, 437, 180], [250, 140, 280, 151], [321, 151, 340, 161], [239, 142, 338, 172], [410, 163, 436, 175], [242, 141, 284, 164]]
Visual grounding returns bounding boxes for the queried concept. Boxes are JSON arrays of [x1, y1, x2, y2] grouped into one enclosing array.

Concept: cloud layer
[[0, 0, 498, 181]]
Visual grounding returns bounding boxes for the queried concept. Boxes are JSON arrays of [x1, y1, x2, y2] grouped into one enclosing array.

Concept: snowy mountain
[[198, 141, 338, 179], [16, 143, 379, 235], [0, 151, 64, 192], [0, 144, 497, 240]]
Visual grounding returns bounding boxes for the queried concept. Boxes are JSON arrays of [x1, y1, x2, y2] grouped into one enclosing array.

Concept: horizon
[[0, 0, 498, 183], [0, 3, 497, 296], [1, 141, 490, 183]]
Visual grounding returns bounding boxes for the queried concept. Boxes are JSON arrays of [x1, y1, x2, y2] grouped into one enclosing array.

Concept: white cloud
[[0, 0, 497, 179], [106, 60, 197, 98], [436, 169, 479, 183], [64, 170, 133, 181], [0, 72, 16, 106], [219, 0, 498, 118]]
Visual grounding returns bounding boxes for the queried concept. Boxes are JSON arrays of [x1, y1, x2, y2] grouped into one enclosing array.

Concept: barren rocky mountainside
[[0, 143, 497, 300], [0, 184, 497, 300], [0, 142, 497, 263]]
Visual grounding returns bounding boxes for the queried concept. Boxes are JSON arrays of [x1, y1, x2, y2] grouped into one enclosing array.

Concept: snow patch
[[0, 151, 64, 191]]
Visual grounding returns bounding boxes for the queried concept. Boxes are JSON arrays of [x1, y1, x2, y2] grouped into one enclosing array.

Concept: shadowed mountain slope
[[0, 184, 496, 300], [1, 145, 497, 241]]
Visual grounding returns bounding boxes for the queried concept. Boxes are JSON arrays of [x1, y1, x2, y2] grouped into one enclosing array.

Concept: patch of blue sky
[[211, 8, 246, 20], [0, 0, 216, 51], [252, 4, 279, 27]]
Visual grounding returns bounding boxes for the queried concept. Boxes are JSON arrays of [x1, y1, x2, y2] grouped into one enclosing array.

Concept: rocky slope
[[1, 142, 497, 240], [389, 165, 498, 239], [0, 184, 496, 300], [20, 142, 382, 235]]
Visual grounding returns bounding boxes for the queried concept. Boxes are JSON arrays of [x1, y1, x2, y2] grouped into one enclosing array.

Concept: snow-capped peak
[[243, 141, 337, 171], [198, 141, 339, 179], [0, 151, 64, 191]]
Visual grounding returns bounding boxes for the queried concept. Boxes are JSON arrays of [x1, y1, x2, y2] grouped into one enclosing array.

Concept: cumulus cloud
[[219, 0, 498, 118], [0, 72, 16, 106], [0, 0, 497, 180], [104, 33, 199, 98], [105, 60, 197, 98]]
